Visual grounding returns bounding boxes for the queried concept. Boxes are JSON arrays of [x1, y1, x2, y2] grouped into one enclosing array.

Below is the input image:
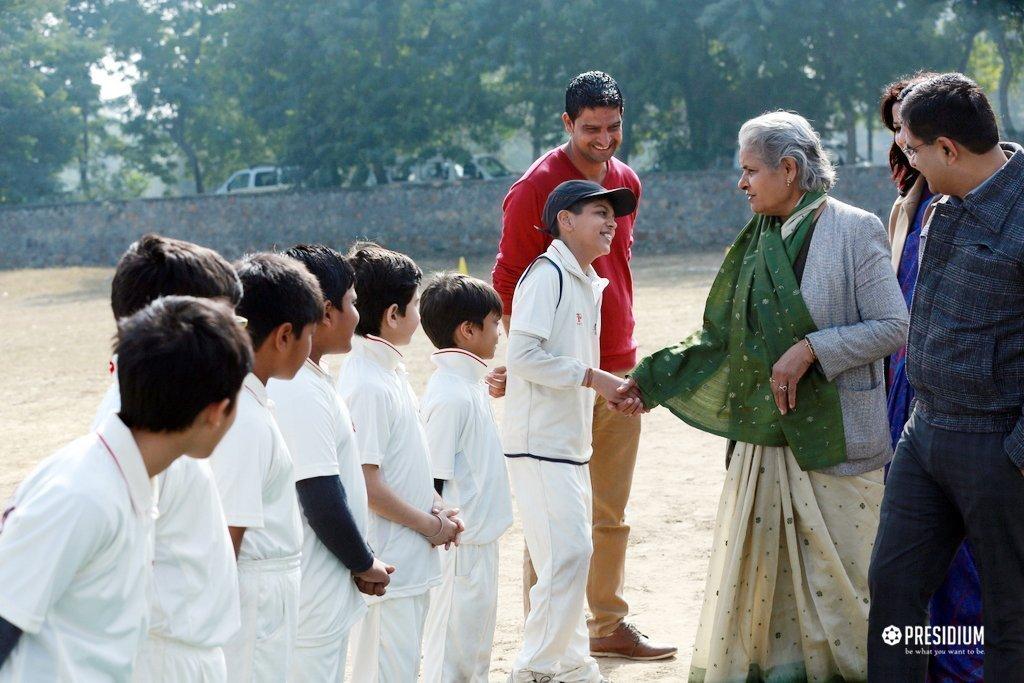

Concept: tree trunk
[[171, 116, 204, 194], [994, 24, 1018, 137], [79, 109, 90, 197], [845, 101, 858, 165], [372, 161, 389, 185], [866, 113, 873, 164], [187, 148, 204, 195]]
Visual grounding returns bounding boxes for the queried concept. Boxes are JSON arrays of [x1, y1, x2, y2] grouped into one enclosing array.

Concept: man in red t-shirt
[[491, 71, 676, 661]]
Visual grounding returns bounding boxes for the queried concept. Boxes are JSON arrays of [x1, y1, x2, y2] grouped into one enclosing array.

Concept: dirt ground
[[0, 252, 729, 681]]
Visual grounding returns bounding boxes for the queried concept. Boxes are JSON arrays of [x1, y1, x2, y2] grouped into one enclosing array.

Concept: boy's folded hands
[[426, 507, 465, 549], [353, 557, 396, 597], [485, 366, 507, 398]]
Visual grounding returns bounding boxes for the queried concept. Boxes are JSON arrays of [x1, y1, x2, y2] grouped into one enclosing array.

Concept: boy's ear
[[273, 322, 295, 350], [383, 303, 400, 329], [196, 397, 234, 430], [321, 300, 335, 325], [453, 320, 476, 345], [558, 209, 573, 234]]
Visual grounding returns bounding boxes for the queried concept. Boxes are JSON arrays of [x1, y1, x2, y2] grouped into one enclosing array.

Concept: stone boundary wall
[[0, 166, 895, 269]]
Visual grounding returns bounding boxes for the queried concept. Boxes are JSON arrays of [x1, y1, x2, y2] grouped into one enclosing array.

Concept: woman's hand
[[770, 339, 816, 415], [588, 370, 644, 416], [612, 377, 648, 416]]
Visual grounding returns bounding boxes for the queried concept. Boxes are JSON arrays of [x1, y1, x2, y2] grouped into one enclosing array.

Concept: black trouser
[[868, 409, 1024, 682]]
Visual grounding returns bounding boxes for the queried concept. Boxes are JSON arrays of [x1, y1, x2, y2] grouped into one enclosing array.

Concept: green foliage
[[0, 0, 79, 203], [1, 0, 1023, 203]]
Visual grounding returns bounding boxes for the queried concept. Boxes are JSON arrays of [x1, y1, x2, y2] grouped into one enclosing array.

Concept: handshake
[[485, 366, 647, 416]]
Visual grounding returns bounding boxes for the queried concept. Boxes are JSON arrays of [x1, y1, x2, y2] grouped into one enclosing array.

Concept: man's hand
[[770, 339, 815, 415], [485, 366, 507, 399], [353, 557, 395, 596]]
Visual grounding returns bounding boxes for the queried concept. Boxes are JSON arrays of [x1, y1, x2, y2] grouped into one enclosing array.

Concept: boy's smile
[[560, 198, 617, 267]]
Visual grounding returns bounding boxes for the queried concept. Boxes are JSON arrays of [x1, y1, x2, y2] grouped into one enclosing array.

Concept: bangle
[[583, 367, 594, 388], [424, 513, 444, 541], [803, 338, 817, 361]]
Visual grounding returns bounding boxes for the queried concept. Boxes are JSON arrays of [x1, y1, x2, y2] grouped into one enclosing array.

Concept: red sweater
[[492, 147, 641, 372]]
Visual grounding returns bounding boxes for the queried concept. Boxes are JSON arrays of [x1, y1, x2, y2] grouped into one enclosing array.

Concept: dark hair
[[111, 234, 242, 320], [880, 72, 938, 194], [117, 296, 253, 432], [565, 71, 623, 122], [900, 72, 999, 155], [420, 272, 503, 350], [283, 244, 355, 308], [347, 242, 422, 337], [235, 253, 325, 349]]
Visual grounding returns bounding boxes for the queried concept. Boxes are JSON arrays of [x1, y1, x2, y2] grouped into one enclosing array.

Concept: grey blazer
[[801, 198, 909, 476]]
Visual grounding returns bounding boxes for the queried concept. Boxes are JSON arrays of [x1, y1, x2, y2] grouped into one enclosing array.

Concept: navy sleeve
[[0, 615, 21, 668], [434, 478, 445, 496], [295, 476, 374, 573]]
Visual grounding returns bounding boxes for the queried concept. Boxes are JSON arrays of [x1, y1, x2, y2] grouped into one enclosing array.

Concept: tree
[[103, 0, 273, 194], [227, 0, 499, 186], [55, 0, 110, 198], [0, 0, 80, 203], [701, 0, 960, 164]]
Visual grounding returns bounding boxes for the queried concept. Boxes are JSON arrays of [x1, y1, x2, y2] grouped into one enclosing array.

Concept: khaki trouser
[[523, 384, 642, 638]]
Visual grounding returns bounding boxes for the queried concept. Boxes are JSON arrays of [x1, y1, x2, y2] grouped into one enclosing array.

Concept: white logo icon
[[882, 625, 902, 646]]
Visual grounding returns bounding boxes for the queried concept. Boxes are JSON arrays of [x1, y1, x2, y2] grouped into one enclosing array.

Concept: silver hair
[[738, 111, 836, 192]]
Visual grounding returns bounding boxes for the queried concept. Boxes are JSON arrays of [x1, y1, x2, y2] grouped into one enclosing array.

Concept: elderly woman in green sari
[[625, 112, 908, 681]]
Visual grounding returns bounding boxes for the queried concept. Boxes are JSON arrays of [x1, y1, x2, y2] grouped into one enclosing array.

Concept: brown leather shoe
[[590, 622, 678, 661]]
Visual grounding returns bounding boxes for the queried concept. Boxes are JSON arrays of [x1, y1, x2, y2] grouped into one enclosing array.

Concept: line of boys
[[0, 176, 642, 682]]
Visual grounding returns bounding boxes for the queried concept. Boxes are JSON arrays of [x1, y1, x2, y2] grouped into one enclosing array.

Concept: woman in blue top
[[881, 74, 983, 683]]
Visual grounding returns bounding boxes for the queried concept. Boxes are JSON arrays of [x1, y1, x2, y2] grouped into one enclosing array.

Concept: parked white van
[[214, 166, 298, 194]]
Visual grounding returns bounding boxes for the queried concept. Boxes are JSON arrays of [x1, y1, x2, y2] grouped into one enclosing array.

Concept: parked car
[[214, 166, 300, 194], [462, 154, 516, 180], [402, 154, 516, 183]]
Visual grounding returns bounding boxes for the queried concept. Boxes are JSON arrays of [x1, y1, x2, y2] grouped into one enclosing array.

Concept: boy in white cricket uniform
[[209, 253, 325, 682], [0, 297, 251, 682], [419, 273, 514, 683], [92, 234, 244, 682], [337, 243, 463, 682], [504, 180, 642, 683], [267, 244, 394, 680]]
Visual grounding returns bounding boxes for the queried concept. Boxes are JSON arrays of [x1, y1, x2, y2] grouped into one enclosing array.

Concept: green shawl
[[631, 191, 846, 471]]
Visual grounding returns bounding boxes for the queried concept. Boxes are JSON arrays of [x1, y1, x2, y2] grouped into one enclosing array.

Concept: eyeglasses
[[901, 139, 931, 162]]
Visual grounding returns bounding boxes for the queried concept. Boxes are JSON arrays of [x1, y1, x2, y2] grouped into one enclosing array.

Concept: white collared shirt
[[0, 415, 156, 682], [336, 335, 441, 600], [90, 367, 241, 650], [504, 239, 608, 464], [210, 373, 303, 561], [268, 359, 369, 641], [421, 349, 513, 545]]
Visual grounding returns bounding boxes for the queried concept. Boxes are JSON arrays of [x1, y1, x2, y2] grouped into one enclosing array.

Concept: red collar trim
[[431, 348, 487, 367], [97, 433, 138, 515], [365, 334, 404, 358]]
